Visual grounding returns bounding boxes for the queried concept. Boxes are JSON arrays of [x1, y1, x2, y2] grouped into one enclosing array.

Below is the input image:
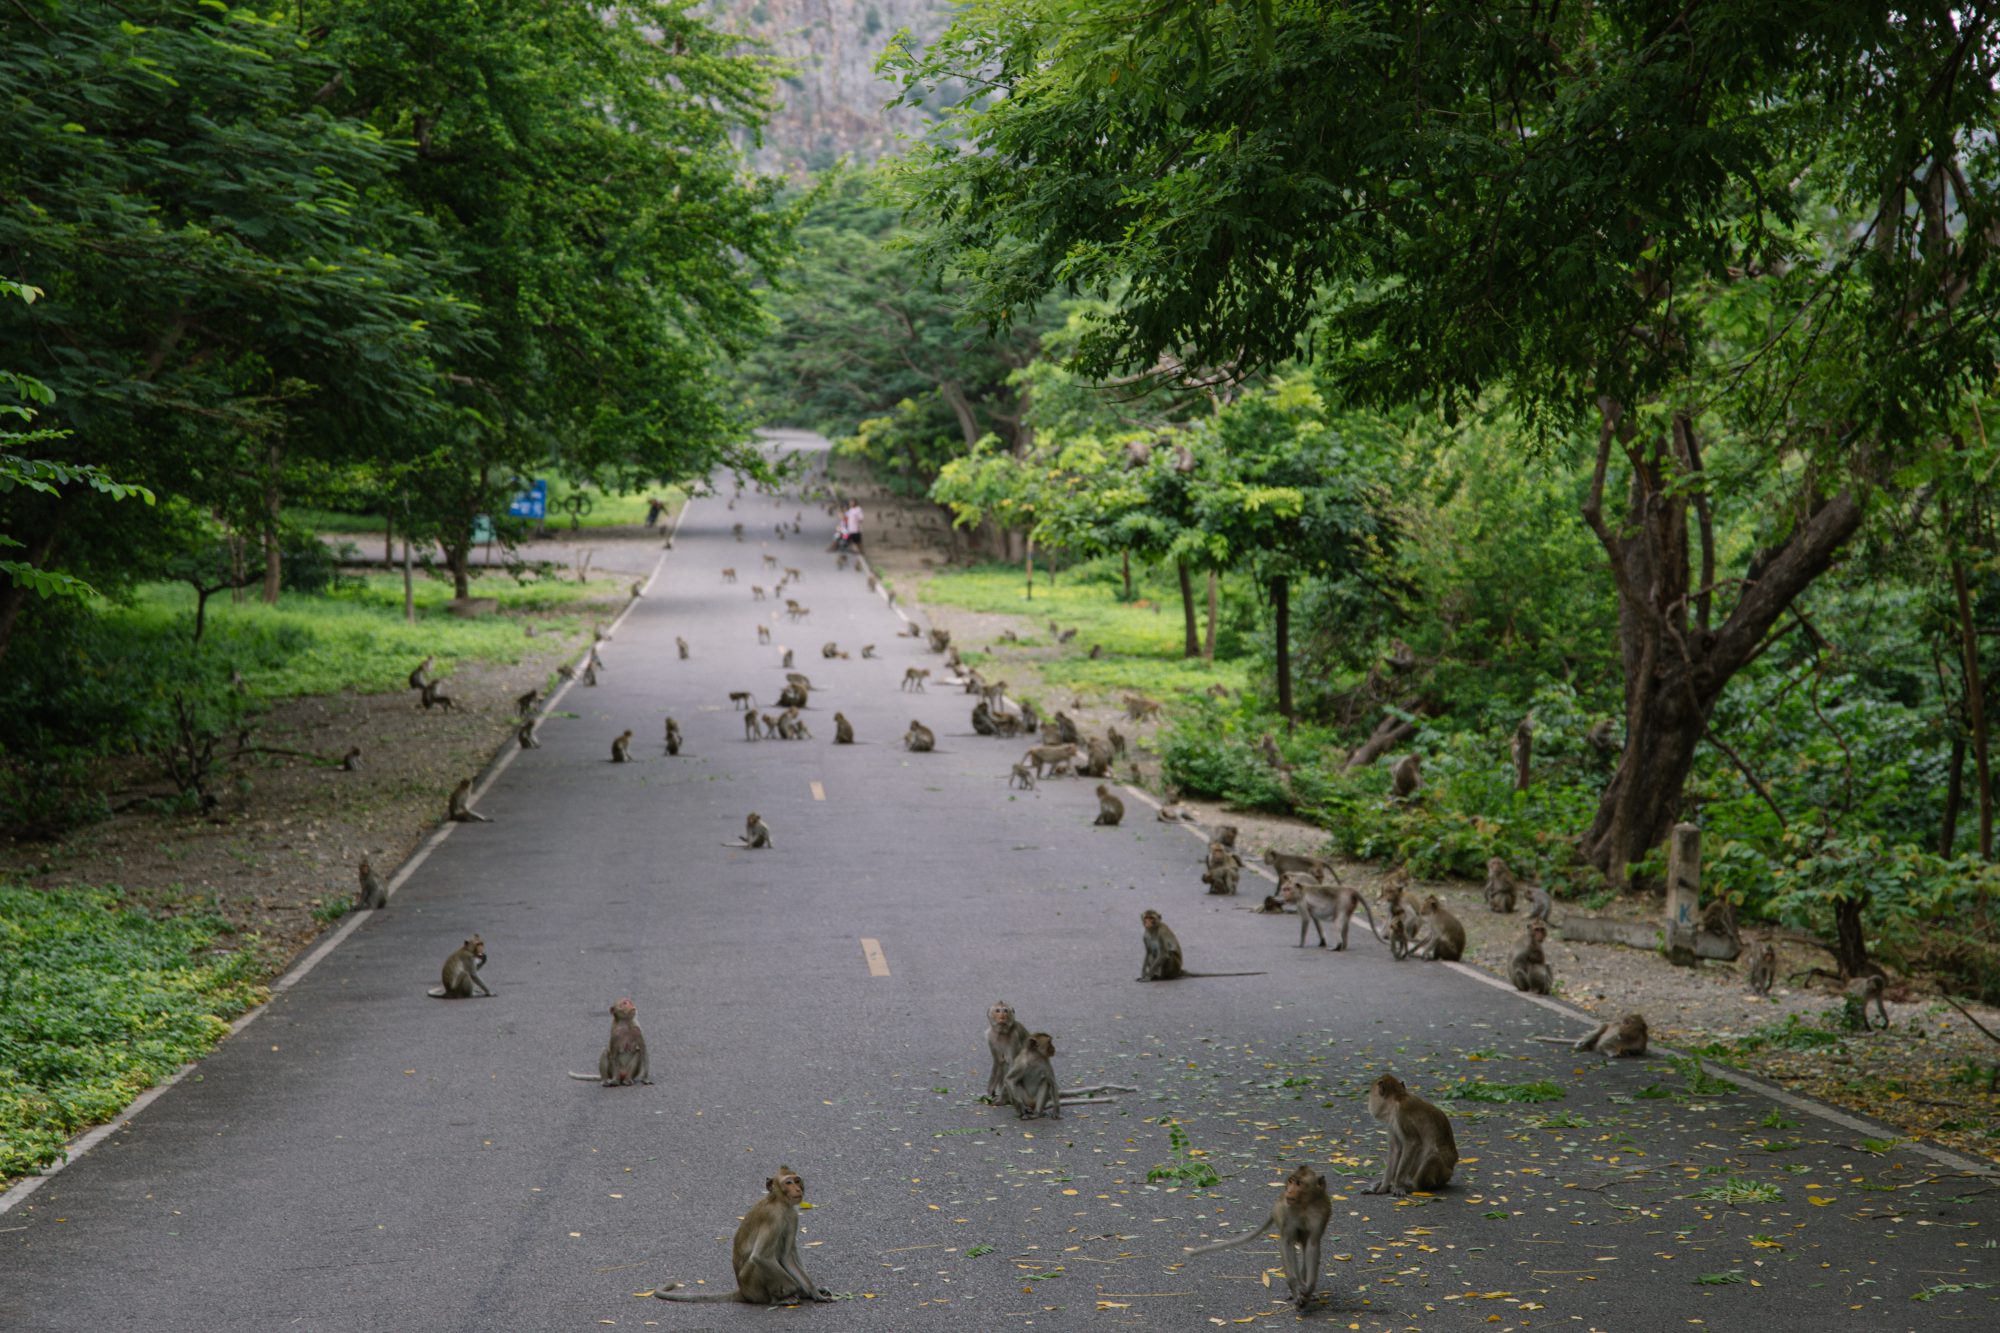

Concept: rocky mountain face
[[716, 0, 953, 174]]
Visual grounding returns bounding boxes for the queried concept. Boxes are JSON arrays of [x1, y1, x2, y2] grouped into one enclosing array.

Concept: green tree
[[888, 2, 2000, 884]]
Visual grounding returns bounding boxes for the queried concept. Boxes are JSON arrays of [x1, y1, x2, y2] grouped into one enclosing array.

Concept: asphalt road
[[4, 432, 1995, 1332]]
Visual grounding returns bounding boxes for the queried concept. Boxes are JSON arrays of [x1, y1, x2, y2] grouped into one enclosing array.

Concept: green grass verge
[[115, 573, 620, 699], [0, 885, 270, 1179], [917, 561, 1253, 699], [297, 482, 685, 534]]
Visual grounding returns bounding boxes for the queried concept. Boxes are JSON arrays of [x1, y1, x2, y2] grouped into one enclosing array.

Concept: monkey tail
[[1184, 1214, 1279, 1256], [652, 1282, 740, 1303], [1182, 970, 1268, 978], [566, 1072, 603, 1081], [1354, 897, 1388, 944], [425, 987, 450, 999]]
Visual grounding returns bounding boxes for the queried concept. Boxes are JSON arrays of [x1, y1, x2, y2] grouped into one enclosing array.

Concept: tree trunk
[[1023, 535, 1034, 603], [1272, 574, 1293, 721], [1832, 894, 1871, 978], [1950, 550, 1994, 858], [938, 379, 982, 449], [1177, 560, 1199, 658], [447, 542, 471, 599], [1579, 401, 1866, 883], [261, 443, 283, 604], [1122, 550, 1133, 600], [383, 513, 394, 567], [1941, 732, 1965, 856], [1511, 717, 1533, 791], [1204, 569, 1217, 661]]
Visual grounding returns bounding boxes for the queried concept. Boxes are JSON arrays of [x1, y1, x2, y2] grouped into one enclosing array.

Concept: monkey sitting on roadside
[[724, 812, 773, 849], [356, 856, 386, 910], [904, 720, 935, 752], [1185, 1165, 1332, 1312], [1573, 1013, 1649, 1056], [1003, 1031, 1063, 1120], [664, 717, 683, 755], [834, 712, 854, 744], [985, 1001, 1029, 1100], [1747, 942, 1776, 996], [1388, 752, 1421, 799], [1093, 783, 1124, 826], [1482, 857, 1518, 912], [1362, 1075, 1458, 1195], [516, 688, 539, 717], [517, 719, 540, 750], [1201, 860, 1239, 896], [1279, 874, 1384, 951], [426, 936, 492, 998], [1137, 909, 1265, 981], [652, 1166, 833, 1304], [1412, 894, 1465, 962], [1510, 921, 1553, 994], [447, 778, 490, 823], [568, 997, 651, 1085], [1524, 880, 1552, 922], [610, 730, 633, 763]]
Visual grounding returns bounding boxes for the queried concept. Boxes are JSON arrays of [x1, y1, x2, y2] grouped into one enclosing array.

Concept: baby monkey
[[1185, 1165, 1332, 1311], [904, 720, 936, 752], [356, 856, 386, 911], [653, 1166, 832, 1304], [664, 717, 683, 755], [568, 997, 651, 1085], [1747, 941, 1776, 996], [1093, 784, 1125, 826], [426, 936, 492, 998], [724, 812, 774, 849], [1509, 920, 1553, 994], [834, 712, 854, 744]]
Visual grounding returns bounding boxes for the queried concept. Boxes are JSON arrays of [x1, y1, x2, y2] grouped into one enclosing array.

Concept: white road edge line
[[0, 497, 693, 1216]]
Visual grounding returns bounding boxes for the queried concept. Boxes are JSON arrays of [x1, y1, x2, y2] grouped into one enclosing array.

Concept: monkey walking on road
[[1185, 1165, 1332, 1311]]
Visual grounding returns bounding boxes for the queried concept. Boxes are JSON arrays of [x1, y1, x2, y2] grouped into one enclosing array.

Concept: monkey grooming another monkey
[[356, 856, 386, 910], [665, 717, 683, 755], [723, 812, 774, 849], [1510, 921, 1553, 994], [652, 1166, 833, 1304], [1747, 942, 1776, 996], [1185, 1165, 1332, 1311], [904, 720, 936, 752], [610, 730, 633, 763], [1137, 909, 1265, 981], [1279, 875, 1385, 950], [1412, 894, 1465, 961], [426, 936, 492, 998], [1093, 784, 1125, 826], [567, 997, 652, 1085], [447, 778, 490, 823], [834, 712, 854, 744], [1362, 1075, 1458, 1195], [1482, 857, 1518, 913]]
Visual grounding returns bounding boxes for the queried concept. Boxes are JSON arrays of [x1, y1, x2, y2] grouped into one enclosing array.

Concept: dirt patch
[[861, 486, 2000, 1165]]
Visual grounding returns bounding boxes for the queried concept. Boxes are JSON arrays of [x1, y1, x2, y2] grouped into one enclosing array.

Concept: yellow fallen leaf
[[1809, 1196, 1835, 1206], [1750, 1238, 1783, 1250], [1062, 1189, 1079, 1195], [799, 1202, 814, 1209], [1096, 1302, 1130, 1310], [632, 1289, 657, 1298]]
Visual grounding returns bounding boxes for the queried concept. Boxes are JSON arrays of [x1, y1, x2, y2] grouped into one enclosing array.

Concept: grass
[[112, 573, 621, 699], [0, 884, 271, 1179], [295, 482, 685, 534], [919, 560, 1254, 699]]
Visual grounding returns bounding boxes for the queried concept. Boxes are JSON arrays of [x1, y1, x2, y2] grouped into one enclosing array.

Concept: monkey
[[419, 678, 455, 711], [1017, 698, 1039, 733], [558, 661, 575, 682], [757, 624, 771, 645], [861, 644, 876, 659], [1170, 441, 1196, 474], [721, 567, 737, 583], [782, 707, 813, 740], [1213, 824, 1239, 849], [898, 621, 920, 637], [1137, 909, 1265, 981], [665, 717, 683, 755], [821, 641, 840, 659], [985, 1001, 1031, 1099], [676, 637, 690, 660], [1585, 717, 1619, 753], [651, 1166, 832, 1305], [1009, 761, 1036, 790], [407, 655, 434, 691], [1124, 693, 1163, 721], [1258, 731, 1284, 768], [581, 663, 597, 687], [447, 778, 490, 823], [339, 745, 362, 772], [724, 812, 773, 849], [1078, 736, 1115, 778], [567, 997, 652, 1085], [1023, 743, 1077, 779], [1206, 682, 1231, 699], [1483, 857, 1518, 913], [517, 718, 540, 750], [902, 667, 929, 692], [760, 711, 782, 740], [1201, 860, 1240, 896], [927, 628, 952, 653], [971, 699, 996, 735], [991, 710, 1024, 739], [1053, 711, 1080, 744], [1056, 627, 1078, 644], [610, 730, 633, 763], [630, 579, 645, 599], [1524, 881, 1553, 922], [1510, 921, 1553, 994], [1565, 1012, 1649, 1056], [356, 856, 386, 910], [743, 710, 762, 742], [1184, 1165, 1331, 1312], [786, 671, 816, 691], [1747, 942, 1776, 996], [588, 642, 608, 672], [776, 682, 809, 710], [1122, 438, 1153, 469], [516, 688, 540, 717], [1003, 1031, 1062, 1119], [1263, 848, 1340, 882], [1845, 975, 1890, 1029], [426, 936, 492, 998], [834, 712, 854, 744], [1388, 752, 1421, 799], [904, 719, 936, 752], [786, 604, 811, 623], [1362, 1075, 1458, 1195], [751, 584, 766, 601], [1412, 894, 1465, 961], [1107, 724, 1127, 757], [1280, 874, 1386, 950], [868, 575, 879, 593], [1157, 801, 1194, 822], [1093, 783, 1125, 826], [762, 552, 778, 569], [780, 647, 795, 669], [1087, 644, 1102, 659], [1256, 894, 1285, 914], [732, 522, 744, 541], [730, 690, 754, 710], [1386, 912, 1412, 960]]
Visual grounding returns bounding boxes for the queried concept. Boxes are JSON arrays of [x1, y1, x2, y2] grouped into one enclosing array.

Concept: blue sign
[[507, 479, 547, 520]]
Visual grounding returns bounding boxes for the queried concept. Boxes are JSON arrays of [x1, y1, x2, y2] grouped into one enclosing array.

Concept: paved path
[[5, 433, 1995, 1331]]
